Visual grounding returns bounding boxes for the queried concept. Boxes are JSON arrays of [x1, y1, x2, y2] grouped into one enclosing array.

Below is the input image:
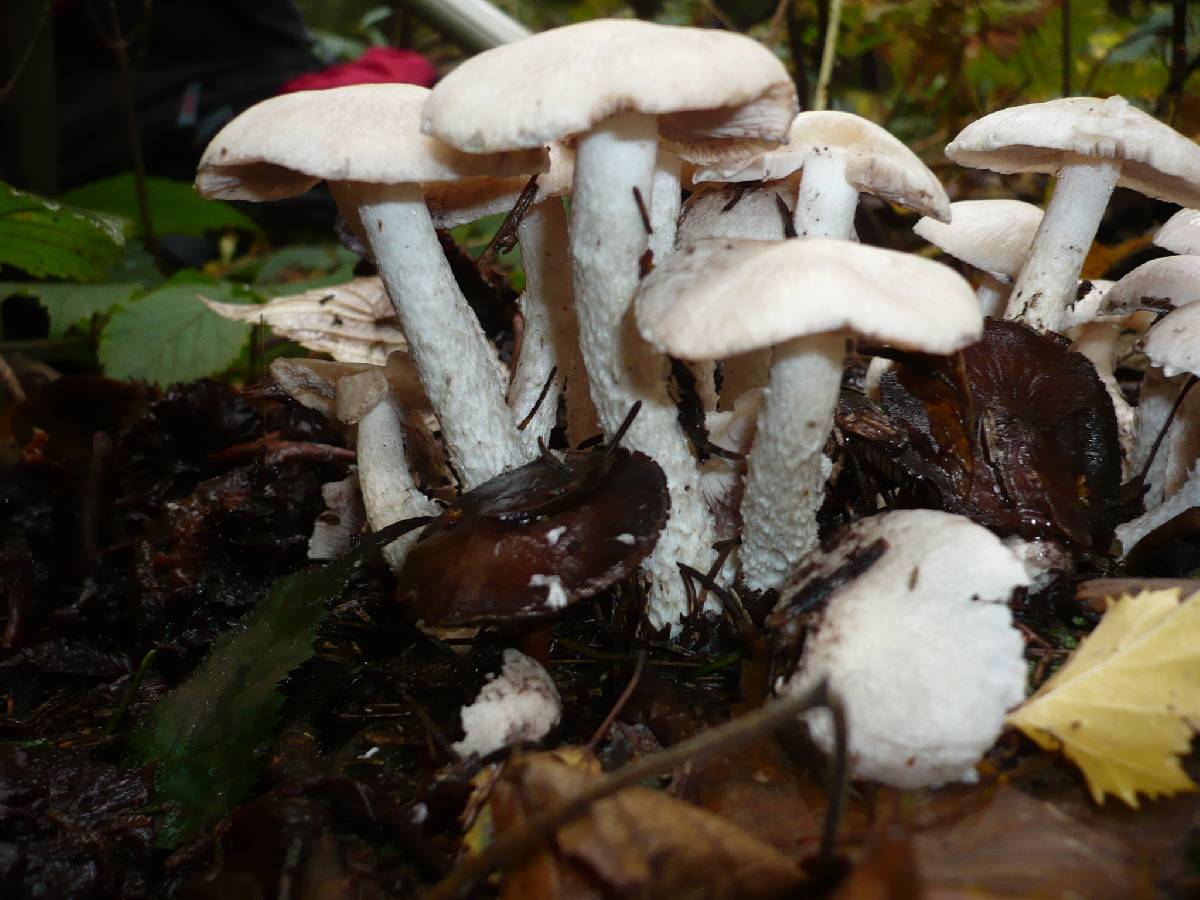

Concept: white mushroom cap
[[451, 649, 562, 759], [426, 142, 576, 229], [636, 237, 982, 358], [196, 83, 547, 201], [420, 18, 797, 163], [1141, 300, 1200, 378], [945, 96, 1200, 208], [1102, 256, 1200, 314], [676, 182, 795, 244], [1155, 208, 1200, 256], [778, 509, 1030, 789], [695, 111, 951, 222], [913, 199, 1043, 279]]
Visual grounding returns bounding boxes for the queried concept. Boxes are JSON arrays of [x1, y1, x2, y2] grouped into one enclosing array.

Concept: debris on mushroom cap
[[452, 649, 562, 759], [945, 96, 1200, 209], [774, 509, 1029, 789], [913, 199, 1043, 280], [1102, 256, 1200, 315], [1154, 208, 1200, 256], [697, 110, 951, 222], [395, 446, 669, 626], [878, 318, 1122, 553], [196, 83, 548, 202], [207, 278, 408, 365], [420, 18, 797, 163]]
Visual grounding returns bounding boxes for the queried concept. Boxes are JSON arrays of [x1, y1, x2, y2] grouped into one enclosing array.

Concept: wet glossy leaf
[[62, 174, 260, 238], [0, 180, 130, 281]]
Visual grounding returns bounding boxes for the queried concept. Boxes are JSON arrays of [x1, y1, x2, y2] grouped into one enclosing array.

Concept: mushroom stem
[[1136, 371, 1200, 509], [793, 153, 859, 238], [977, 272, 1010, 318], [357, 396, 439, 570], [1003, 154, 1121, 331], [740, 331, 844, 591], [334, 181, 530, 490], [571, 112, 717, 629], [510, 198, 597, 449], [1072, 320, 1136, 476]]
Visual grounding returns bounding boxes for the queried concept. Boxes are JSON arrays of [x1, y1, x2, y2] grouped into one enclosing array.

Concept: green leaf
[[0, 281, 142, 337], [125, 520, 424, 847], [254, 243, 358, 294], [98, 276, 255, 385], [0, 181, 130, 281], [62, 174, 260, 238]]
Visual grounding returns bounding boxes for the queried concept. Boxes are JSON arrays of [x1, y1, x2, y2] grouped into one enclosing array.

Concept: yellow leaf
[[1006, 588, 1200, 808]]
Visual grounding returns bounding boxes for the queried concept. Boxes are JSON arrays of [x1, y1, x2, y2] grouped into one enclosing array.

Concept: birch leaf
[[1006, 588, 1200, 807]]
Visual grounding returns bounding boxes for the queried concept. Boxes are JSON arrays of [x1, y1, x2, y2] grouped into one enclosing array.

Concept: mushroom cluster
[[197, 18, 1200, 790]]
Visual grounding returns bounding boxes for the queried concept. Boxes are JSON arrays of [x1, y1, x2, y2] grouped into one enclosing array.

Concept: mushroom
[[422, 19, 798, 628], [636, 238, 981, 591], [772, 509, 1030, 789], [1154, 208, 1200, 256], [196, 83, 547, 489], [945, 96, 1200, 332], [913, 199, 1043, 318], [695, 110, 951, 239], [452, 648, 562, 760]]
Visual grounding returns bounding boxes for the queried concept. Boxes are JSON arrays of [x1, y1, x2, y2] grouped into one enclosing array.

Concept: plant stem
[[812, 0, 843, 111]]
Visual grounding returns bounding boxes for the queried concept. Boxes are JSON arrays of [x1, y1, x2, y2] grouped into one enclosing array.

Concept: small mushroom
[[452, 648, 562, 760], [946, 96, 1200, 331], [1154, 208, 1200, 256], [396, 443, 669, 626], [773, 509, 1029, 789]]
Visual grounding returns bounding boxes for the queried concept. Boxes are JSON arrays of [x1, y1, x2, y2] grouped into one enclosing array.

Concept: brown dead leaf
[[911, 785, 1136, 899], [488, 750, 804, 899], [829, 830, 921, 900]]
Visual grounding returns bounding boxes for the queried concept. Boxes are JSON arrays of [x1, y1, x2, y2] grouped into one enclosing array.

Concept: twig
[[516, 366, 558, 431], [0, 0, 52, 103], [587, 650, 646, 753], [812, 0, 843, 111], [421, 681, 832, 900], [1061, 0, 1072, 97], [101, 649, 157, 737], [477, 174, 539, 268]]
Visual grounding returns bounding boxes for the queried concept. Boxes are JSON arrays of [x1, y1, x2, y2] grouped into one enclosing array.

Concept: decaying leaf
[[1006, 588, 1200, 807], [203, 277, 407, 364], [875, 319, 1122, 552], [396, 447, 668, 626], [484, 749, 804, 899]]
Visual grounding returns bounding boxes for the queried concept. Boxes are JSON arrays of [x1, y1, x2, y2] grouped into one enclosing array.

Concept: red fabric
[[279, 46, 436, 93]]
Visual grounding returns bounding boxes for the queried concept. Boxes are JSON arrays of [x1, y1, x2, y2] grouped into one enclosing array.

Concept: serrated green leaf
[[62, 174, 260, 238], [98, 278, 255, 385], [0, 181, 130, 281], [0, 281, 142, 337], [126, 519, 425, 847]]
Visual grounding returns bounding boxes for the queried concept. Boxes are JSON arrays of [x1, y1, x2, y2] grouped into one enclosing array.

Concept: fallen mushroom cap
[[913, 199, 1043, 280], [421, 18, 796, 164], [1154, 208, 1200, 256], [636, 238, 982, 358], [774, 509, 1029, 790], [945, 96, 1200, 208], [452, 649, 562, 759], [395, 446, 669, 626], [696, 110, 951, 222]]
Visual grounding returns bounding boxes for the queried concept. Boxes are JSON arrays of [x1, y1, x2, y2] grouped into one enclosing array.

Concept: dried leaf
[[1006, 588, 1200, 807]]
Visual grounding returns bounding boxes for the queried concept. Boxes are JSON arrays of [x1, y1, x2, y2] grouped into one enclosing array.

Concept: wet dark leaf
[[397, 448, 668, 626], [875, 319, 1121, 552]]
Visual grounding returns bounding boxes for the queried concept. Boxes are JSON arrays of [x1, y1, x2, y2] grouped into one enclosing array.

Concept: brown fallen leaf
[[486, 750, 805, 899]]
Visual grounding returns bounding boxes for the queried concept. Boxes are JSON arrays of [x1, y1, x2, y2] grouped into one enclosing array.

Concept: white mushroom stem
[[357, 396, 439, 570], [651, 151, 717, 411], [1003, 154, 1121, 331], [977, 272, 1010, 319], [509, 198, 597, 449], [571, 112, 716, 629], [1071, 321, 1136, 477], [740, 331, 843, 591], [793, 152, 859, 238], [334, 181, 530, 490]]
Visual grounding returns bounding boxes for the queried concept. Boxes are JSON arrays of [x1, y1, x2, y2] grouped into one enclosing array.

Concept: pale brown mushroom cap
[[635, 237, 981, 358], [196, 83, 547, 202], [1154, 208, 1200, 256], [913, 199, 1043, 279], [420, 19, 797, 164], [945, 96, 1200, 208], [426, 143, 575, 229], [697, 110, 952, 221]]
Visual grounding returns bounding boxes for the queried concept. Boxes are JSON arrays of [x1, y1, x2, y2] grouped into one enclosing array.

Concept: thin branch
[[0, 0, 53, 104], [812, 0, 843, 111]]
